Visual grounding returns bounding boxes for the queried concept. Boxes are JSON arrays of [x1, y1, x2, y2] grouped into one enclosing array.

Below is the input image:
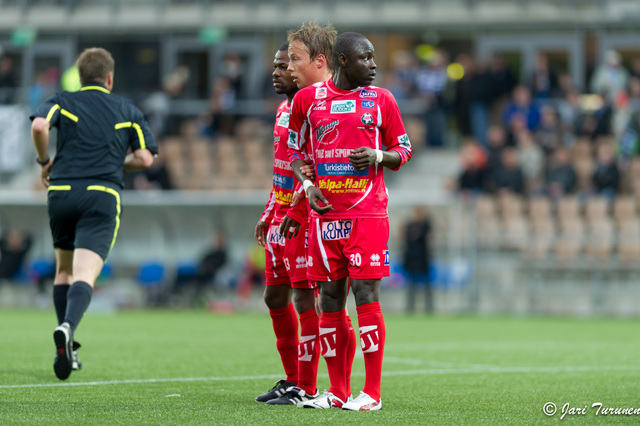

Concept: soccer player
[[31, 47, 157, 380], [253, 44, 320, 406], [283, 22, 359, 410], [287, 32, 413, 411]]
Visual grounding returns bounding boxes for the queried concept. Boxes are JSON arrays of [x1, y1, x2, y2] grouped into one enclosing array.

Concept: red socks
[[345, 315, 356, 398], [319, 310, 349, 401], [297, 309, 320, 395], [269, 304, 299, 384], [356, 302, 385, 401]]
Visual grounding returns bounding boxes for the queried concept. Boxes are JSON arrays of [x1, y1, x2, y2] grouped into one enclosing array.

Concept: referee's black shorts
[[47, 180, 122, 261]]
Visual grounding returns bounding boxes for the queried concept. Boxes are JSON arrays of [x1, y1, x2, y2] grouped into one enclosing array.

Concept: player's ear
[[106, 72, 114, 90], [315, 54, 326, 69]]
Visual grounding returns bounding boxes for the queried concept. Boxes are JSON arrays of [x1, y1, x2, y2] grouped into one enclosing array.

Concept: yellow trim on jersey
[[87, 185, 121, 253], [45, 104, 60, 122], [132, 123, 146, 150], [60, 109, 78, 122], [48, 185, 71, 191], [114, 122, 146, 150], [114, 122, 132, 130], [81, 86, 111, 94]]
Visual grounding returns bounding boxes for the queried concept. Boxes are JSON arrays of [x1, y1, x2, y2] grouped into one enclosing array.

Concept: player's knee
[[292, 288, 315, 313], [263, 286, 290, 309]]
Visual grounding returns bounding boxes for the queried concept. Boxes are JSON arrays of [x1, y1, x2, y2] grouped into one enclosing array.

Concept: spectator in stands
[[485, 125, 507, 171], [575, 93, 613, 141], [388, 49, 418, 101], [415, 49, 448, 147], [630, 57, 640, 81], [133, 156, 173, 190], [502, 86, 541, 132], [516, 130, 545, 194], [453, 53, 475, 137], [489, 147, 525, 196], [457, 140, 488, 197], [470, 60, 494, 148], [546, 147, 577, 199], [590, 50, 629, 103], [0, 55, 18, 104], [490, 53, 517, 122], [535, 105, 563, 156], [556, 89, 582, 145], [0, 229, 32, 281], [529, 52, 559, 100], [592, 142, 620, 200], [402, 205, 433, 313], [201, 76, 237, 139], [193, 232, 228, 301]]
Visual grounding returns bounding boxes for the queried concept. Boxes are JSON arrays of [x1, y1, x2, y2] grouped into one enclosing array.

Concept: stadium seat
[[137, 261, 167, 306]]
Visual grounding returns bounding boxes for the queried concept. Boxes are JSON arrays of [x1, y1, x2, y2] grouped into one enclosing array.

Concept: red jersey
[[260, 100, 299, 224], [287, 79, 412, 219]]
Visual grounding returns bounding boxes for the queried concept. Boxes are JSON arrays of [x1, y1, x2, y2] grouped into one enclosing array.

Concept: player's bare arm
[[31, 117, 52, 188], [254, 220, 269, 247], [278, 215, 301, 240], [348, 147, 402, 171], [123, 149, 154, 171]]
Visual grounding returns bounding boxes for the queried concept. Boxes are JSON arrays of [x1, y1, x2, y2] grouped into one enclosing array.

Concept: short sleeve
[[30, 93, 62, 127], [129, 106, 158, 156]]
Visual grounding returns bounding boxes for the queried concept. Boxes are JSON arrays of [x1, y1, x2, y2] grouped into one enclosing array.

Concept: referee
[[30, 47, 158, 380]]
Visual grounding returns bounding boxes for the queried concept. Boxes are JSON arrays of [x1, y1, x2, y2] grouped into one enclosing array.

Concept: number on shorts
[[350, 253, 361, 266]]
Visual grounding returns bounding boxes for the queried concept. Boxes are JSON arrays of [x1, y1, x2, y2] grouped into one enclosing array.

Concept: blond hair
[[287, 21, 337, 71]]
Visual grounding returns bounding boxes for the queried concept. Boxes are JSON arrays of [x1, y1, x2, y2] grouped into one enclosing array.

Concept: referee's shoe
[[53, 322, 74, 380]]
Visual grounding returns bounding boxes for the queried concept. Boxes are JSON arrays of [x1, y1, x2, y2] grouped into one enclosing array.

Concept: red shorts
[[265, 221, 314, 290], [307, 217, 390, 282]]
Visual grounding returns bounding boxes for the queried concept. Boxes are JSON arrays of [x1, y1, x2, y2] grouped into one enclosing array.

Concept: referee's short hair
[[77, 47, 114, 85]]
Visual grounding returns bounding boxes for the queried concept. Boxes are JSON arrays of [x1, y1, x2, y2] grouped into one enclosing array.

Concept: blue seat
[[137, 261, 166, 288]]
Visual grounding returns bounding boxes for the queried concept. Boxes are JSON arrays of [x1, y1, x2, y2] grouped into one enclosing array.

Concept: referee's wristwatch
[[36, 156, 50, 166]]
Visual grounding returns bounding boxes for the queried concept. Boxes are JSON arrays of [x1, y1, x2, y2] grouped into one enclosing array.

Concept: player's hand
[[279, 215, 301, 240], [348, 147, 376, 171], [40, 160, 53, 188], [254, 220, 269, 247], [307, 186, 332, 215], [290, 190, 305, 208], [299, 159, 316, 180]]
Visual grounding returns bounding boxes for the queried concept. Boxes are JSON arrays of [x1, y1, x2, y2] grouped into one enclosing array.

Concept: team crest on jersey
[[288, 129, 300, 149], [360, 89, 377, 98], [361, 100, 374, 109], [277, 112, 289, 128], [314, 118, 340, 145], [330, 100, 356, 114], [398, 133, 411, 148], [321, 220, 352, 240], [361, 113, 374, 125], [315, 87, 327, 99]]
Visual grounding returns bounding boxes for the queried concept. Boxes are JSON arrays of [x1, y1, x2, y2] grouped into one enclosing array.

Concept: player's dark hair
[[278, 43, 288, 52], [332, 32, 368, 75], [77, 47, 114, 85], [287, 21, 337, 70]]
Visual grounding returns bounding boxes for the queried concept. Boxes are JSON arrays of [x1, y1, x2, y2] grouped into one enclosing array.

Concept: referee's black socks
[[64, 281, 94, 333], [53, 284, 71, 325]]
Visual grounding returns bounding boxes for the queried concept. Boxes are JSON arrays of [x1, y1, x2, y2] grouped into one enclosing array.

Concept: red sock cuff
[[356, 302, 381, 316], [269, 303, 296, 317], [299, 309, 319, 320], [322, 310, 346, 322]]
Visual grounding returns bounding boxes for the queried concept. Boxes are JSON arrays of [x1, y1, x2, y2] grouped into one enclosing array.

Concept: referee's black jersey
[[30, 83, 158, 189]]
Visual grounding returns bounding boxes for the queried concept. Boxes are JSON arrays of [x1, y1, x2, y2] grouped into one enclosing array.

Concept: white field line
[[1, 365, 639, 389]]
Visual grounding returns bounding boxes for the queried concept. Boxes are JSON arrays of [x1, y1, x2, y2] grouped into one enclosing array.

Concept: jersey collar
[[80, 84, 111, 94]]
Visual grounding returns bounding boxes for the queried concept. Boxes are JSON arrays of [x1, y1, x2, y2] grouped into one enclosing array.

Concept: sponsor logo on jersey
[[318, 178, 369, 191], [398, 133, 411, 148], [288, 129, 300, 149], [360, 89, 377, 98], [317, 162, 368, 176], [273, 136, 279, 152], [370, 253, 381, 266], [361, 113, 374, 125], [361, 100, 374, 109], [314, 119, 340, 145], [313, 100, 327, 111], [274, 190, 293, 205], [273, 173, 295, 190], [277, 112, 289, 128], [268, 228, 286, 246], [321, 219, 352, 240], [384, 249, 390, 265], [330, 100, 356, 114], [315, 87, 327, 99]]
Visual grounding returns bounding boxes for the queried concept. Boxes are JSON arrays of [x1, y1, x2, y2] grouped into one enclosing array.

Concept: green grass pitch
[[1, 309, 638, 424]]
